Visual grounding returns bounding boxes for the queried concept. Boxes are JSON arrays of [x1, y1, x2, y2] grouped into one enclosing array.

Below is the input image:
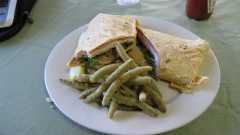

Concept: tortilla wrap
[[68, 13, 138, 67], [139, 27, 209, 91]]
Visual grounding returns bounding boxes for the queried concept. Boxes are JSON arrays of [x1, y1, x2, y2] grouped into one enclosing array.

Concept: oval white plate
[[45, 16, 220, 135]]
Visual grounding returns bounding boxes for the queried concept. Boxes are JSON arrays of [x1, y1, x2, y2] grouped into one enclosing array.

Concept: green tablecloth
[[0, 0, 239, 135]]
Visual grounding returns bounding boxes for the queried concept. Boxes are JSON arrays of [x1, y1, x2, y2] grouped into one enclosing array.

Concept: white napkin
[[116, 0, 140, 6]]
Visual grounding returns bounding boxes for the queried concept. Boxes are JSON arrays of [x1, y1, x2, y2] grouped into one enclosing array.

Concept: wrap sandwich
[[67, 13, 145, 78], [67, 13, 209, 92], [137, 27, 209, 91]]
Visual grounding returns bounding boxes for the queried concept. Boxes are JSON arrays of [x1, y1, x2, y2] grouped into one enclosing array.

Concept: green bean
[[115, 44, 137, 67], [108, 100, 118, 119], [127, 45, 146, 66], [125, 44, 135, 52], [129, 76, 152, 85], [102, 66, 152, 106], [115, 44, 131, 61], [120, 85, 137, 98], [74, 74, 90, 83], [118, 66, 152, 83], [95, 98, 102, 106], [130, 76, 162, 97], [89, 63, 120, 83], [85, 59, 134, 103], [105, 59, 134, 84], [79, 87, 97, 99], [144, 86, 166, 113], [145, 97, 155, 106], [114, 93, 160, 117], [113, 93, 137, 107], [118, 105, 140, 111], [137, 102, 160, 117], [60, 79, 89, 91], [84, 84, 105, 102], [102, 81, 121, 106]]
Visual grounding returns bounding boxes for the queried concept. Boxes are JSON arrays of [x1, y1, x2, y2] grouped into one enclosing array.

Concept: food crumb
[[45, 97, 53, 103]]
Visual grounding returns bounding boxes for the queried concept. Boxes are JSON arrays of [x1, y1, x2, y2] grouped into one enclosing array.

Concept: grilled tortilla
[[68, 13, 138, 67], [139, 27, 209, 91]]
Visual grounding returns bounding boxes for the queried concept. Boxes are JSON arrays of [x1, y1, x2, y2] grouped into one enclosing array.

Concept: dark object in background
[[186, 0, 216, 20], [0, 0, 37, 41]]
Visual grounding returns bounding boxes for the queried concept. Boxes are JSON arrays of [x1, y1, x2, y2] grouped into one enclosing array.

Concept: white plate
[[44, 16, 220, 135]]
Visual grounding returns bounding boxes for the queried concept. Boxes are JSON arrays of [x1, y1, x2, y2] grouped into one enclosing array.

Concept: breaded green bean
[[129, 76, 152, 85], [60, 79, 89, 91], [108, 100, 118, 119], [125, 44, 135, 52], [137, 102, 160, 117], [102, 80, 121, 106], [120, 85, 137, 98], [130, 76, 162, 97], [74, 74, 90, 83], [85, 59, 134, 103], [115, 44, 138, 67], [95, 98, 102, 106], [128, 45, 146, 66], [89, 63, 120, 82], [144, 86, 166, 113], [102, 66, 152, 106], [105, 59, 135, 85], [79, 87, 97, 99], [84, 84, 105, 102], [115, 44, 131, 61], [114, 93, 160, 117], [118, 105, 139, 111], [113, 93, 137, 107]]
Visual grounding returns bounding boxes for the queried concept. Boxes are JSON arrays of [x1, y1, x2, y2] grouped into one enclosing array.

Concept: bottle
[[186, 0, 216, 20]]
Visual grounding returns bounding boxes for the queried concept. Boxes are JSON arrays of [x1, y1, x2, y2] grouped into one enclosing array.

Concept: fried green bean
[[144, 86, 166, 113], [84, 84, 105, 102], [102, 80, 121, 106], [115, 44, 138, 67], [105, 59, 135, 85], [60, 79, 89, 91], [115, 44, 131, 61], [95, 98, 102, 106], [85, 59, 134, 103], [74, 74, 90, 83], [114, 93, 160, 117], [102, 66, 152, 106], [113, 93, 137, 107], [129, 76, 152, 85], [120, 85, 137, 98], [125, 44, 135, 52], [137, 102, 160, 117], [129, 76, 162, 97], [128, 45, 146, 66], [108, 100, 118, 119], [89, 63, 120, 83], [79, 87, 97, 99], [118, 105, 140, 111]]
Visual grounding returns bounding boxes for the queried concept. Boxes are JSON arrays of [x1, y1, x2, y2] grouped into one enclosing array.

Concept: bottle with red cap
[[186, 0, 216, 20]]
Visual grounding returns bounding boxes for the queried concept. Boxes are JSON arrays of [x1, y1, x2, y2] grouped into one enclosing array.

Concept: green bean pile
[[61, 44, 166, 119]]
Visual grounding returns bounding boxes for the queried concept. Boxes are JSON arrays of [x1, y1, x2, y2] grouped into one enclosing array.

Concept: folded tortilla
[[139, 27, 209, 91], [68, 13, 138, 67]]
